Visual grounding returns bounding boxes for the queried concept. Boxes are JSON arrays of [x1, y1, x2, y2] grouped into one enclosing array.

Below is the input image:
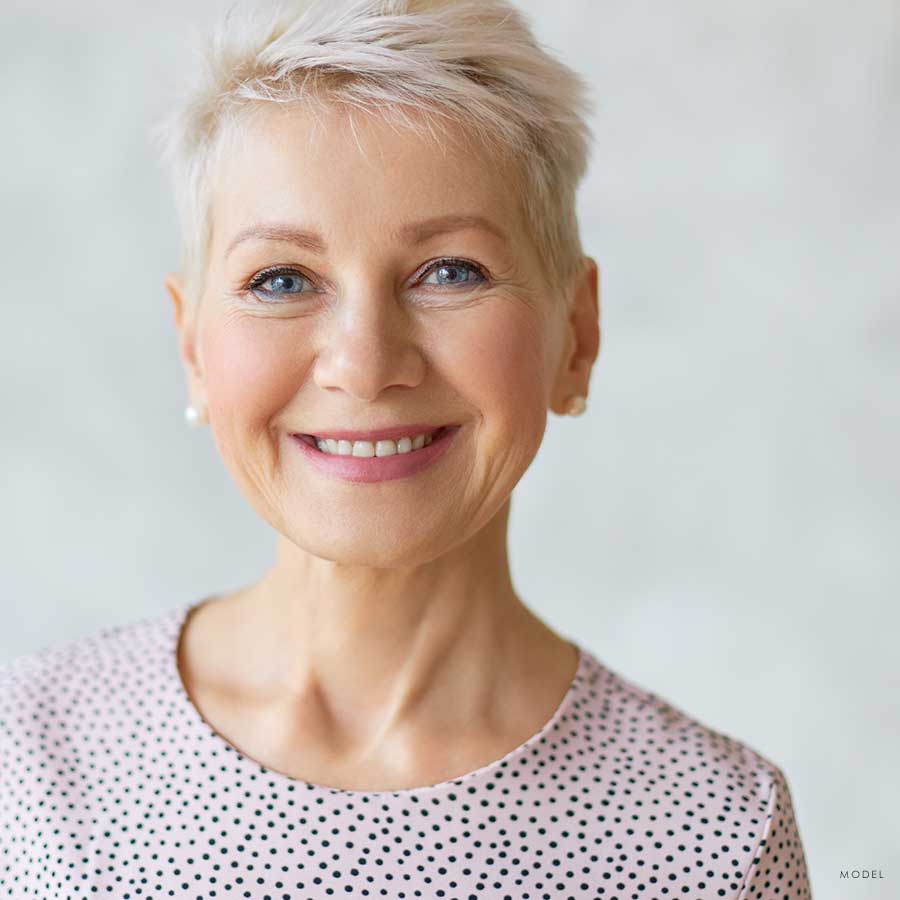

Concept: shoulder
[[575, 648, 787, 782], [581, 651, 779, 776], [0, 604, 180, 682], [0, 605, 185, 748], [0, 605, 187, 878], [572, 649, 811, 896]]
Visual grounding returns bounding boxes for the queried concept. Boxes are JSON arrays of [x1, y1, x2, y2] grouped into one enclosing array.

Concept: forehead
[[208, 101, 524, 252]]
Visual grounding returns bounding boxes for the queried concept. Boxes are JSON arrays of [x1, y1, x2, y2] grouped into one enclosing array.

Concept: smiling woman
[[0, 1, 811, 898]]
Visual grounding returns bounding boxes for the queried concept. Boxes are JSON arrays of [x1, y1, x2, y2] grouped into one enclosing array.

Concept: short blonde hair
[[154, 0, 595, 316]]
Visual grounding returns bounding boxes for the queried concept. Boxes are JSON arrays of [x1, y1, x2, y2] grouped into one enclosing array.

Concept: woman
[[0, 1, 811, 897]]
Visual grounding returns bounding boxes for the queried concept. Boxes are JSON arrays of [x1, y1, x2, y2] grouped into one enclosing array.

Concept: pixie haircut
[[155, 0, 595, 317]]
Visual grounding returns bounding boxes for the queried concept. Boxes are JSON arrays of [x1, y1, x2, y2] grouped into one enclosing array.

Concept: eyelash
[[244, 257, 489, 300]]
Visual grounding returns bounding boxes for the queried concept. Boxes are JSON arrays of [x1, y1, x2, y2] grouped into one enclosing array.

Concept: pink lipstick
[[290, 424, 460, 483]]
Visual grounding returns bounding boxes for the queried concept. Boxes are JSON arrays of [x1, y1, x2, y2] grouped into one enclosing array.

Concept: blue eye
[[245, 258, 487, 303], [248, 267, 311, 300], [420, 259, 486, 288]]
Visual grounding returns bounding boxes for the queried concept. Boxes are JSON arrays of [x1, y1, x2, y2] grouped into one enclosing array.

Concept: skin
[[165, 101, 601, 792]]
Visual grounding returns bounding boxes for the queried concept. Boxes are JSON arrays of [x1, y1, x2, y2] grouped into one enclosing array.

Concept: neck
[[217, 500, 569, 746]]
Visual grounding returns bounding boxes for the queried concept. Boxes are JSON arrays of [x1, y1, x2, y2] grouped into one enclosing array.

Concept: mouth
[[295, 424, 457, 457]]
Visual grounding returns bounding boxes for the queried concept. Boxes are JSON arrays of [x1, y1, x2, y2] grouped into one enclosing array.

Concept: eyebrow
[[224, 213, 509, 258]]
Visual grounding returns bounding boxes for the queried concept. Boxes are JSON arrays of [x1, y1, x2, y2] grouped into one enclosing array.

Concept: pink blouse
[[0, 600, 811, 899]]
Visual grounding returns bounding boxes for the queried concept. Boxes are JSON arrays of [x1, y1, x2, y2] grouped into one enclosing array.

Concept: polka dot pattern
[[0, 601, 811, 898]]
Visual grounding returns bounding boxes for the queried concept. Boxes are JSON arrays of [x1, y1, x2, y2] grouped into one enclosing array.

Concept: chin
[[285, 521, 452, 569]]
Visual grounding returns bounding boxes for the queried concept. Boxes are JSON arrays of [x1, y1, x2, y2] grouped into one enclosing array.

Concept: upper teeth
[[315, 431, 436, 457]]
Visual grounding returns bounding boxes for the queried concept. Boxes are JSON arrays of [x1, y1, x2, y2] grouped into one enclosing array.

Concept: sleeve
[[737, 764, 813, 899]]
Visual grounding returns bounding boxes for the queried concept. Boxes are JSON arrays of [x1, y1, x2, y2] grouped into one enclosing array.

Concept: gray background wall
[[2, 2, 898, 896]]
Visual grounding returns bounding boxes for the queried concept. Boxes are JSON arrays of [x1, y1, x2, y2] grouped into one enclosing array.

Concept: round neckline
[[166, 596, 590, 798]]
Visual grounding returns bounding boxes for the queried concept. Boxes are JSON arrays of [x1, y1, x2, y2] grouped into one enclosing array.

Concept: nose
[[313, 283, 426, 402]]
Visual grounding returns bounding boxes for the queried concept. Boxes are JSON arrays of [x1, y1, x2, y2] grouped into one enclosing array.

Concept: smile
[[296, 425, 451, 457], [290, 425, 460, 484]]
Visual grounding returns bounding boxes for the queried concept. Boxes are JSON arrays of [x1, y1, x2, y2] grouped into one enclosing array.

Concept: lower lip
[[290, 426, 460, 483]]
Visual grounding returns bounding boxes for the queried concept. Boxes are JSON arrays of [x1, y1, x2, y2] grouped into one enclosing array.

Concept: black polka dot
[[0, 601, 811, 898]]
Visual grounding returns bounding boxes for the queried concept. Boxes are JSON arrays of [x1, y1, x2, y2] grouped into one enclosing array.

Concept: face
[[167, 102, 598, 567]]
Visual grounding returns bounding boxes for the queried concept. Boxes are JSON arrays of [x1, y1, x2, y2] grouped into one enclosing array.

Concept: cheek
[[437, 300, 550, 441], [201, 317, 307, 424]]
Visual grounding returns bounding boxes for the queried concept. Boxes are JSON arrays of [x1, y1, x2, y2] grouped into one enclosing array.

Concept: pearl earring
[[565, 394, 587, 416], [184, 404, 208, 427]]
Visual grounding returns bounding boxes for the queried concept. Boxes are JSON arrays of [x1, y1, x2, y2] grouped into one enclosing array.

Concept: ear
[[551, 256, 601, 414], [164, 272, 206, 408]]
